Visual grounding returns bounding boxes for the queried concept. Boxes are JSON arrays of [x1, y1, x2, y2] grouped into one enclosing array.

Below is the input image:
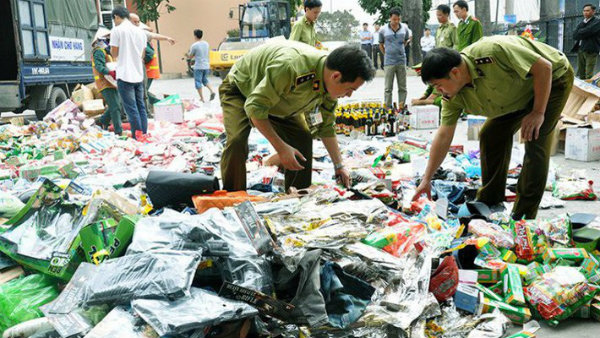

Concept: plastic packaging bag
[[0, 274, 59, 334], [83, 307, 157, 338], [132, 287, 258, 336], [468, 219, 514, 249], [0, 191, 25, 219], [524, 266, 598, 322], [41, 250, 202, 315]]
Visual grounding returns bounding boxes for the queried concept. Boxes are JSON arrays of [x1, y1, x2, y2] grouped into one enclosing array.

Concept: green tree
[[358, 0, 431, 24], [133, 0, 175, 22], [315, 10, 359, 42], [287, 0, 302, 18]]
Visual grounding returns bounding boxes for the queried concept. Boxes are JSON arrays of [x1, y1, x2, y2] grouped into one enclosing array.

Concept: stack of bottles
[[335, 102, 410, 137]]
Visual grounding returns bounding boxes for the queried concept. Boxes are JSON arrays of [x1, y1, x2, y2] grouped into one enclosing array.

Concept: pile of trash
[[0, 99, 599, 338]]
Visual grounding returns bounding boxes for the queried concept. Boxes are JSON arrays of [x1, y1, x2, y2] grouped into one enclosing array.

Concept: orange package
[[192, 190, 267, 214]]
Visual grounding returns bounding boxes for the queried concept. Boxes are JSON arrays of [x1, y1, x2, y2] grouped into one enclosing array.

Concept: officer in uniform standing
[[453, 1, 483, 51], [413, 35, 574, 220], [92, 28, 122, 135], [219, 41, 375, 191], [290, 0, 322, 48], [435, 4, 457, 50]]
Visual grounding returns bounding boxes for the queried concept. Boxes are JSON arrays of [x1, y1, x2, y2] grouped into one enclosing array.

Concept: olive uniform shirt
[[441, 36, 570, 126], [290, 16, 318, 47], [456, 16, 483, 51], [228, 40, 337, 138], [436, 22, 458, 49]]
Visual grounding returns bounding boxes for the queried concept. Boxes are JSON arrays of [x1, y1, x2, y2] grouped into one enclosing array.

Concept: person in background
[[290, 0, 322, 48], [372, 23, 384, 70], [92, 28, 122, 135], [413, 36, 573, 220], [435, 4, 457, 49], [572, 3, 600, 79], [188, 29, 216, 102], [453, 0, 483, 51], [360, 23, 373, 60], [129, 13, 176, 108], [379, 7, 409, 109], [421, 28, 435, 58], [109, 6, 148, 140]]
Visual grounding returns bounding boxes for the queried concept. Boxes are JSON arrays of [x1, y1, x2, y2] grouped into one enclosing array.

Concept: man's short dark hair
[[584, 3, 596, 11], [390, 7, 401, 18], [421, 48, 463, 83], [304, 0, 322, 9], [453, 1, 469, 11], [112, 6, 130, 20], [326, 45, 376, 83], [363, 23, 368, 26], [194, 29, 203, 39], [437, 4, 451, 15], [424, 28, 431, 31]]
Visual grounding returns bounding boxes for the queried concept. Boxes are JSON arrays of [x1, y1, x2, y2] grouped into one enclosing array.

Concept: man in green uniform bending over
[[413, 36, 574, 220], [290, 0, 322, 48], [220, 41, 375, 191], [453, 0, 483, 51]]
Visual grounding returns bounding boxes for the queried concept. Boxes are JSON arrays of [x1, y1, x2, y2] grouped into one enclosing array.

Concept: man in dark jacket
[[573, 3, 600, 79]]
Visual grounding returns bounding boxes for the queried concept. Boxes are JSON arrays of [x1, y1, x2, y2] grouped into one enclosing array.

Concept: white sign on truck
[[49, 36, 86, 62]]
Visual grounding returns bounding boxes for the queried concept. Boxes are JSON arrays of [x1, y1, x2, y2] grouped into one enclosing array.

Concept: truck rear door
[[0, 0, 21, 110]]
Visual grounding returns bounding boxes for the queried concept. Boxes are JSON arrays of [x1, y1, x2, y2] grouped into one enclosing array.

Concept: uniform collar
[[303, 16, 315, 26], [461, 16, 471, 24]]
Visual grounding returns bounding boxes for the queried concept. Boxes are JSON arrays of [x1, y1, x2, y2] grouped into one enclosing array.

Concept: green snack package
[[502, 264, 526, 306], [0, 274, 59, 333]]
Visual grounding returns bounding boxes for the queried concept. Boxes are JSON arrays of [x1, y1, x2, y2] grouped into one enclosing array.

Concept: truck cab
[[0, 0, 98, 119]]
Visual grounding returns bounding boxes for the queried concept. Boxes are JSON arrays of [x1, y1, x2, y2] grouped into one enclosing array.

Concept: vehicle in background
[[209, 0, 291, 80], [0, 0, 103, 120]]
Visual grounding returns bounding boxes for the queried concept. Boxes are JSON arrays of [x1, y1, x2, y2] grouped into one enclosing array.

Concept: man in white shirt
[[109, 6, 148, 140], [372, 23, 384, 69], [420, 28, 435, 58], [360, 23, 373, 60]]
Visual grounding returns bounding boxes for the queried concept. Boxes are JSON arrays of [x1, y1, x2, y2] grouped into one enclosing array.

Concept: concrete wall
[[132, 0, 246, 76]]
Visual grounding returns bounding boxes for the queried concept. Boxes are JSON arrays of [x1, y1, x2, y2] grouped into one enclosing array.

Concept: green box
[[490, 280, 503, 295], [542, 248, 589, 263], [79, 215, 138, 264], [479, 296, 531, 324], [502, 264, 526, 306], [475, 283, 502, 302], [476, 269, 500, 284]]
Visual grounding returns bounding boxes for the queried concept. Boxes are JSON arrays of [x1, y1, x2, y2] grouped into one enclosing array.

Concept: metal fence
[[491, 0, 600, 74]]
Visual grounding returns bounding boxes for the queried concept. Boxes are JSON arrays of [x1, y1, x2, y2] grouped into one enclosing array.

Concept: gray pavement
[[153, 73, 600, 336]]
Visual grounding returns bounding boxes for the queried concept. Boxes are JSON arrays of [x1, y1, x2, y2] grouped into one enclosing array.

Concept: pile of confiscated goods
[[0, 100, 599, 338]]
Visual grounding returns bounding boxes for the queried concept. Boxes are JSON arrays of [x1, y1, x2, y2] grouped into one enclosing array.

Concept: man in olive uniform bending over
[[220, 41, 375, 191], [412, 36, 573, 220]]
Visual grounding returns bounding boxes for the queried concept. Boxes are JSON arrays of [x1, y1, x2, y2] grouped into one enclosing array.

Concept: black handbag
[[146, 170, 220, 209]]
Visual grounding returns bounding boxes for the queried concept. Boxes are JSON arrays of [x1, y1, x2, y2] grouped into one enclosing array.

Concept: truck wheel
[[37, 87, 67, 120]]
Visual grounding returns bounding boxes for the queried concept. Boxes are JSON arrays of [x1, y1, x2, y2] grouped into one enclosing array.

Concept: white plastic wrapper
[[41, 250, 202, 315], [132, 287, 258, 336]]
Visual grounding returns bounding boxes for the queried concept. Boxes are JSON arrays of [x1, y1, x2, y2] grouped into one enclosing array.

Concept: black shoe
[[210, 93, 216, 101]]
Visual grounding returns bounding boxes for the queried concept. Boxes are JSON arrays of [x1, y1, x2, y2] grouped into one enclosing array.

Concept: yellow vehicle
[[210, 1, 291, 79]]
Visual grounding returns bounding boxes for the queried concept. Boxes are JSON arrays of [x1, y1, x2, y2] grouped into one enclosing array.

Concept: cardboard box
[[154, 94, 185, 123], [409, 105, 439, 129], [71, 84, 94, 109], [502, 264, 526, 306], [542, 248, 590, 263], [85, 82, 102, 101], [479, 296, 532, 324], [454, 284, 480, 313], [467, 116, 487, 141], [476, 269, 500, 284], [82, 99, 105, 117], [565, 126, 600, 161]]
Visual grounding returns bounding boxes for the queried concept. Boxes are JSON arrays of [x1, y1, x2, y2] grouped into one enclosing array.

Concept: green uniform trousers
[[219, 76, 313, 192], [577, 51, 598, 80], [99, 88, 123, 135], [476, 66, 574, 219]]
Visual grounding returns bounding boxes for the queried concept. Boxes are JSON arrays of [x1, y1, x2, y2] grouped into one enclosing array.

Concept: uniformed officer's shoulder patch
[[474, 57, 494, 65], [313, 80, 320, 91], [296, 72, 316, 86], [472, 16, 479, 21]]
